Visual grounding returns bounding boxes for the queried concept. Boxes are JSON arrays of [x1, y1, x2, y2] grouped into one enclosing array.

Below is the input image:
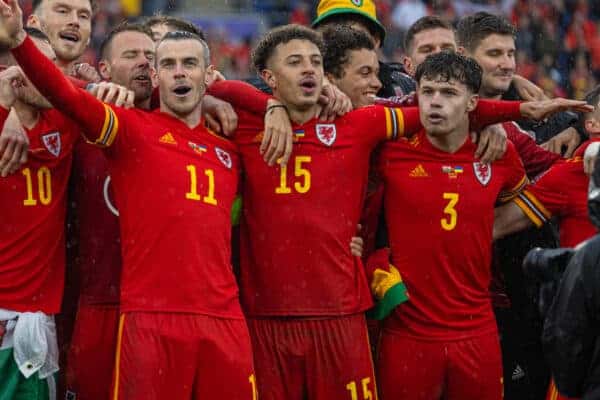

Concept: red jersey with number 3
[[0, 108, 79, 314], [513, 139, 600, 247], [379, 131, 528, 340], [234, 105, 416, 316]]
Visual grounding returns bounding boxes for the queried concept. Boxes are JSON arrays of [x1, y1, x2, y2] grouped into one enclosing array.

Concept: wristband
[[266, 104, 287, 113]]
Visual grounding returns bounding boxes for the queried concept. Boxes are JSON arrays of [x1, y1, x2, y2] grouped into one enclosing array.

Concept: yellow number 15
[[441, 192, 459, 231], [276, 155, 311, 194]]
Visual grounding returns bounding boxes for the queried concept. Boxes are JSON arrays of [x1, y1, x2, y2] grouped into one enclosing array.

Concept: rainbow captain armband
[[365, 249, 409, 320]]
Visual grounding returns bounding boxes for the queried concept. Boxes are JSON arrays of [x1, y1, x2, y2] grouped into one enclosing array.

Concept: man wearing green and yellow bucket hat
[[312, 0, 416, 98]]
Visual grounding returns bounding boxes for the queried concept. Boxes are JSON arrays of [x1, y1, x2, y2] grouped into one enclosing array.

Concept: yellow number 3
[[441, 192, 459, 231]]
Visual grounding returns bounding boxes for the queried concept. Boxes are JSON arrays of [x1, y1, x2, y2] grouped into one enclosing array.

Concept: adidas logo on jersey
[[409, 164, 429, 178], [159, 132, 177, 145]]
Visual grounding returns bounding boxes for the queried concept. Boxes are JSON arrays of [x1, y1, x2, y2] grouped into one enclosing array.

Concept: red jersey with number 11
[[379, 131, 528, 340]]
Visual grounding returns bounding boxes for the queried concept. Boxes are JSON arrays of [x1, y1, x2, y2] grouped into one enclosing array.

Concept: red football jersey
[[503, 121, 560, 179], [513, 139, 600, 247], [379, 131, 528, 340], [0, 107, 79, 314], [13, 36, 244, 317], [235, 105, 417, 316], [70, 140, 121, 305]]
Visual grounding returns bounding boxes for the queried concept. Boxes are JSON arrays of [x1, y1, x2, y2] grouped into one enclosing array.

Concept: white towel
[[0, 309, 59, 379]]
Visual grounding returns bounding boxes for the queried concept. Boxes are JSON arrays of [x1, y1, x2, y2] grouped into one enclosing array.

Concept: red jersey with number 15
[[379, 131, 528, 340], [235, 105, 416, 317], [0, 107, 79, 314]]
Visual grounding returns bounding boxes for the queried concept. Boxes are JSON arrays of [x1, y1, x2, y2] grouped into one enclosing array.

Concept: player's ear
[[466, 93, 478, 113], [260, 69, 276, 91], [98, 60, 110, 81], [585, 118, 600, 135], [402, 56, 414, 77], [26, 14, 41, 29]]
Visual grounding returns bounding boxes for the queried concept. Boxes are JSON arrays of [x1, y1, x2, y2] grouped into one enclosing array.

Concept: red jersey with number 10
[[379, 131, 528, 340], [0, 107, 79, 314], [235, 105, 415, 316]]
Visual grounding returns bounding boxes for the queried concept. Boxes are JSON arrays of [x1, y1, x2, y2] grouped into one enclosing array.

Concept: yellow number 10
[[186, 165, 217, 205], [22, 167, 52, 206], [441, 192, 459, 231]]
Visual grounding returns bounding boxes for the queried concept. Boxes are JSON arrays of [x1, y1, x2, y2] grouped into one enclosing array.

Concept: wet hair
[[579, 86, 600, 131], [25, 27, 51, 43], [456, 12, 516, 52], [252, 24, 324, 72], [415, 51, 482, 93], [99, 22, 154, 60], [32, 0, 97, 14], [314, 13, 383, 44], [404, 16, 454, 53], [143, 15, 206, 41], [157, 30, 211, 67], [322, 25, 375, 79]]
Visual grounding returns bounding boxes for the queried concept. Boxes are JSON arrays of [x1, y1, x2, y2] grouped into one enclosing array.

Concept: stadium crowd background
[[17, 0, 600, 99]]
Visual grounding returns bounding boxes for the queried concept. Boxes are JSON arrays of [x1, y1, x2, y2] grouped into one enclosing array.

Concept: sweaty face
[[405, 28, 456, 76], [469, 34, 515, 97], [329, 48, 381, 109], [150, 23, 170, 43], [417, 77, 475, 137], [267, 39, 324, 112], [17, 38, 55, 109], [33, 0, 92, 62], [157, 39, 206, 117], [103, 31, 156, 103]]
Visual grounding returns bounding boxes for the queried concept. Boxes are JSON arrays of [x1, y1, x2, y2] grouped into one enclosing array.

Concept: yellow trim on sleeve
[[394, 108, 404, 138], [498, 175, 528, 202], [384, 107, 392, 139], [95, 105, 119, 147], [112, 314, 126, 400], [513, 197, 544, 227]]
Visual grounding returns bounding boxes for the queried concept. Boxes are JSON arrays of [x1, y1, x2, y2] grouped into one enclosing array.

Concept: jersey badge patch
[[188, 141, 207, 155], [159, 132, 178, 145], [442, 165, 463, 179], [409, 164, 429, 178], [473, 162, 492, 186], [316, 124, 336, 146], [41, 132, 61, 157], [215, 147, 232, 169]]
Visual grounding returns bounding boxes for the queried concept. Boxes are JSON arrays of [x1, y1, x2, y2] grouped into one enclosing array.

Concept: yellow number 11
[[186, 165, 217, 205]]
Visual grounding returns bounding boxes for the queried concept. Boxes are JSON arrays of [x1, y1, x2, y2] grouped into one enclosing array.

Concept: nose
[[499, 53, 515, 70], [173, 62, 186, 78], [67, 10, 80, 27], [371, 75, 382, 91]]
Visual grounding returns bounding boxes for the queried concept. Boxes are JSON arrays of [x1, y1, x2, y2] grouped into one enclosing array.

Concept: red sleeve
[[353, 105, 421, 147], [504, 122, 561, 179], [497, 141, 529, 204], [207, 80, 271, 115], [469, 99, 522, 131], [11, 36, 120, 147], [0, 105, 9, 129]]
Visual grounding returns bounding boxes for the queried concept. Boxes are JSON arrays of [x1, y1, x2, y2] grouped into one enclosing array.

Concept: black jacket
[[543, 235, 600, 399]]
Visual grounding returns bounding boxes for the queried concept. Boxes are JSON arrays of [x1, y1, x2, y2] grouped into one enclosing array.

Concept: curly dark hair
[[322, 26, 375, 79], [252, 24, 325, 72], [415, 51, 482, 94], [456, 12, 516, 52]]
